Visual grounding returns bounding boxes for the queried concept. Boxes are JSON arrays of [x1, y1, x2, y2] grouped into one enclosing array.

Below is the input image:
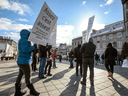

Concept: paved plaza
[[0, 59, 128, 96]]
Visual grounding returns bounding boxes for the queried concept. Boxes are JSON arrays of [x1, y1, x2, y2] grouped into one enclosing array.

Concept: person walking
[[15, 29, 39, 96], [105, 43, 117, 78], [101, 53, 105, 65], [59, 53, 62, 62], [44, 45, 53, 76], [69, 48, 74, 68], [95, 53, 99, 65], [52, 48, 58, 68], [31, 43, 38, 72], [74, 44, 82, 76], [38, 44, 49, 79], [80, 38, 96, 86]]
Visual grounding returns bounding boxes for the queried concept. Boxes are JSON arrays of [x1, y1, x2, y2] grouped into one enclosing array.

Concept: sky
[[0, 0, 123, 45]]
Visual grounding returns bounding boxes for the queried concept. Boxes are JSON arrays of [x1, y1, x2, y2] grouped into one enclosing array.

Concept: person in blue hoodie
[[15, 29, 40, 96]]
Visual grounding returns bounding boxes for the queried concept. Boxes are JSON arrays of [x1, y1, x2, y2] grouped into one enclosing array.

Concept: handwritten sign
[[28, 2, 58, 46]]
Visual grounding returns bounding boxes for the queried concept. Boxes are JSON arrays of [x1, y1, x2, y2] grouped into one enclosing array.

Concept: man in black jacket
[[38, 44, 49, 79], [105, 43, 117, 78], [69, 48, 74, 68], [74, 44, 82, 76], [80, 38, 96, 86]]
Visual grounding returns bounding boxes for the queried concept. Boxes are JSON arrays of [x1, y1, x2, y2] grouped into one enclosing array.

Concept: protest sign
[[86, 15, 95, 42], [48, 22, 57, 47], [28, 2, 58, 46]]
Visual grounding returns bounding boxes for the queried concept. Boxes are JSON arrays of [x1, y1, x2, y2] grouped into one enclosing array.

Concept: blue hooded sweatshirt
[[17, 29, 35, 64]]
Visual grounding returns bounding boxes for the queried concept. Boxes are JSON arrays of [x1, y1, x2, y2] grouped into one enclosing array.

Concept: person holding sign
[[15, 29, 40, 96], [38, 44, 49, 78]]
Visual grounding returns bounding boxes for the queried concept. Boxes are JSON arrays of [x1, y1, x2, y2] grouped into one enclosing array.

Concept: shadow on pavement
[[108, 78, 128, 96], [43, 69, 71, 83], [94, 64, 128, 79], [60, 73, 82, 96]]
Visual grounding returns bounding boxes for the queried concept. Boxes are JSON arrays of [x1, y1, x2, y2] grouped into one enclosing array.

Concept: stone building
[[58, 43, 67, 55], [90, 20, 124, 55], [72, 36, 82, 50], [121, 0, 128, 42], [58, 43, 72, 59]]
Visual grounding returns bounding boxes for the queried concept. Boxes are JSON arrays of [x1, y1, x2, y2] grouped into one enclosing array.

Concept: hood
[[20, 29, 30, 39], [107, 43, 112, 48], [89, 38, 93, 43]]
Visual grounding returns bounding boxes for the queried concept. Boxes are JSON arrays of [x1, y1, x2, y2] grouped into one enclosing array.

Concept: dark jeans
[[76, 58, 82, 75], [53, 58, 56, 68], [69, 58, 73, 67], [44, 60, 52, 74], [59, 58, 61, 62], [39, 58, 46, 77], [31, 57, 37, 71], [16, 64, 31, 85], [82, 58, 94, 83], [105, 64, 114, 74]]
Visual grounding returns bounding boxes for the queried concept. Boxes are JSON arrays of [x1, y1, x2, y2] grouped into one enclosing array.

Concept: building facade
[[91, 20, 125, 55], [72, 36, 82, 50], [121, 0, 128, 42]]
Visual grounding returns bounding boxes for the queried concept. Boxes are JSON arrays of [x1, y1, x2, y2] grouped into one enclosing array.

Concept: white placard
[[28, 2, 58, 46], [86, 15, 95, 42], [48, 22, 57, 47]]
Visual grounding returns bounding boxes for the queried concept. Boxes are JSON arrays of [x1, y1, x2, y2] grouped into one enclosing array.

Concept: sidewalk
[[0, 60, 128, 96]]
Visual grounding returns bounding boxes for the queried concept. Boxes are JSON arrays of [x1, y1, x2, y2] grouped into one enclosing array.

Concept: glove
[[34, 44, 37, 48]]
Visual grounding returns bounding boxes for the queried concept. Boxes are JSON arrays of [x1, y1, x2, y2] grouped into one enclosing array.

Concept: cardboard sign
[[48, 22, 57, 47], [86, 15, 95, 42], [28, 2, 58, 46]]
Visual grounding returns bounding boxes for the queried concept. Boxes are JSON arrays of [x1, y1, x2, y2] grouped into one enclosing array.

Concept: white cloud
[[100, 4, 103, 7], [100, 0, 114, 7], [0, 0, 32, 15], [18, 18, 28, 22], [0, 18, 32, 32], [104, 11, 109, 14], [93, 23, 105, 30], [105, 0, 114, 5], [57, 25, 74, 44], [82, 1, 86, 5], [4, 31, 20, 40]]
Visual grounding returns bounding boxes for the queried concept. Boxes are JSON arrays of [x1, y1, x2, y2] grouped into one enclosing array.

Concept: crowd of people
[[15, 29, 125, 96], [15, 29, 58, 96]]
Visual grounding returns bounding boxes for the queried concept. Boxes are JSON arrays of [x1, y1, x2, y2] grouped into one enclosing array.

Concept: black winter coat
[[33, 48, 38, 58], [81, 42, 96, 58], [38, 44, 49, 58], [74, 46, 82, 59], [69, 50, 74, 58], [105, 44, 117, 65], [95, 54, 99, 60]]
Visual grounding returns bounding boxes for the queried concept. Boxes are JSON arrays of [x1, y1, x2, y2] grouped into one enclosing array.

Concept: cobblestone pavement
[[0, 59, 128, 96]]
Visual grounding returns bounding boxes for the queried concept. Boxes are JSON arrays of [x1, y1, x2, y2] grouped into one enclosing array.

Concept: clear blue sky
[[0, 0, 123, 44]]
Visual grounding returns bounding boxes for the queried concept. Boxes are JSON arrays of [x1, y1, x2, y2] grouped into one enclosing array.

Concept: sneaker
[[81, 81, 86, 85], [47, 74, 52, 76], [43, 72, 47, 74], [38, 76, 46, 79]]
